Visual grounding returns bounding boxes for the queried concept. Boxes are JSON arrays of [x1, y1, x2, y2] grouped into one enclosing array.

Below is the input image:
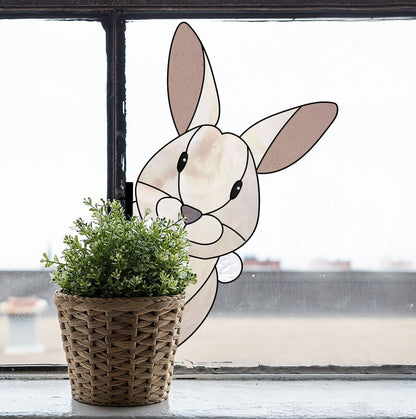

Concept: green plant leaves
[[40, 198, 196, 298]]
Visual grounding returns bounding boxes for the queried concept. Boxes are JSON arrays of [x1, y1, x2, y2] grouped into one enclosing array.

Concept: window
[[126, 18, 416, 366], [0, 20, 106, 270], [0, 19, 106, 363], [0, 2, 415, 369]]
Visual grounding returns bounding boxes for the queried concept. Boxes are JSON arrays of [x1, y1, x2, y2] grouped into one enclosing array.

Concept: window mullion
[[103, 11, 127, 207]]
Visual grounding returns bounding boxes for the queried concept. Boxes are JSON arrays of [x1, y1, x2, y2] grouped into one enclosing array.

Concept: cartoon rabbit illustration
[[134, 22, 338, 345]]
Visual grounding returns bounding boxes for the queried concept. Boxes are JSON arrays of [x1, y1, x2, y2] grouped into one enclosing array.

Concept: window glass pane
[[0, 20, 106, 364], [127, 19, 416, 366]]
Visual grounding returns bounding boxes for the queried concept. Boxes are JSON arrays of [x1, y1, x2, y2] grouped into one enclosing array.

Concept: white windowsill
[[1, 375, 416, 418]]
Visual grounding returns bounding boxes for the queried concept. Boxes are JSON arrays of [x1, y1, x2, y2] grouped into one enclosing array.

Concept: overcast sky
[[1, 18, 415, 270]]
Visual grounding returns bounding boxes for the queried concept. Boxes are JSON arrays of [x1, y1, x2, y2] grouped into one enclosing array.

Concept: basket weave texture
[[54, 291, 184, 406]]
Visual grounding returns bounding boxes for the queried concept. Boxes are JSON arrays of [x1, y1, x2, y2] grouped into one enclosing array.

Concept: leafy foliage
[[41, 198, 196, 298]]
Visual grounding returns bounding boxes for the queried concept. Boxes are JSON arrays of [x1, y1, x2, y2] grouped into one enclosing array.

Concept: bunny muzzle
[[156, 197, 224, 246]]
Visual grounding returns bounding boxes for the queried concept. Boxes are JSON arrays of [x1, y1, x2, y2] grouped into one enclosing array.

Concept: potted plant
[[41, 198, 196, 407]]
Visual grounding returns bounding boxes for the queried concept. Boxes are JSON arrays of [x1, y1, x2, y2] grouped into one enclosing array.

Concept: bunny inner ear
[[168, 23, 219, 135]]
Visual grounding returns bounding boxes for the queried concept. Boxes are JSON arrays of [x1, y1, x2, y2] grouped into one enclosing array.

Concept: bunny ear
[[168, 22, 220, 135], [242, 102, 338, 174]]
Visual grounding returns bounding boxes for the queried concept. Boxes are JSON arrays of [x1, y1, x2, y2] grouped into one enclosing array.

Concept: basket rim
[[54, 290, 185, 304]]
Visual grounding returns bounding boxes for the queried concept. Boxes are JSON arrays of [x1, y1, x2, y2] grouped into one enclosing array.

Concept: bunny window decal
[[134, 22, 338, 345]]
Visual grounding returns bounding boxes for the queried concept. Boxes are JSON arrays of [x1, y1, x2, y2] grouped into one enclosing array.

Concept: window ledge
[[1, 374, 416, 418]]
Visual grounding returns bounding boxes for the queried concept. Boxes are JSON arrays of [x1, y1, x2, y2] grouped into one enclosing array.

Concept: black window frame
[[0, 1, 415, 373]]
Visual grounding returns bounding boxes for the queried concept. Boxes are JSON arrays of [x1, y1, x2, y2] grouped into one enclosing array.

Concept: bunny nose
[[181, 204, 202, 225]]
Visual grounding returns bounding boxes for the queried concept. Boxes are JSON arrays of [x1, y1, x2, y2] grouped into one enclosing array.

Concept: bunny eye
[[230, 180, 243, 200], [177, 152, 188, 173]]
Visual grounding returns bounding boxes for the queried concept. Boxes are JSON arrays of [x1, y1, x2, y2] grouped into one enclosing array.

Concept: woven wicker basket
[[54, 291, 184, 406]]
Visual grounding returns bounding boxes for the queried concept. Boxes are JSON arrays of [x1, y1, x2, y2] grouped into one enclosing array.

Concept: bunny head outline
[[135, 22, 338, 345]]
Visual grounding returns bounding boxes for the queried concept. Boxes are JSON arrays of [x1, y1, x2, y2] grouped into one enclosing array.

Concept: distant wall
[[0, 271, 59, 315], [1, 270, 416, 316], [212, 271, 416, 316]]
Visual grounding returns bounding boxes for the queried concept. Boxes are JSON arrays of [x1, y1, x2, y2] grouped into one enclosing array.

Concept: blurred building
[[380, 258, 414, 271], [243, 256, 280, 272], [310, 258, 351, 271]]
